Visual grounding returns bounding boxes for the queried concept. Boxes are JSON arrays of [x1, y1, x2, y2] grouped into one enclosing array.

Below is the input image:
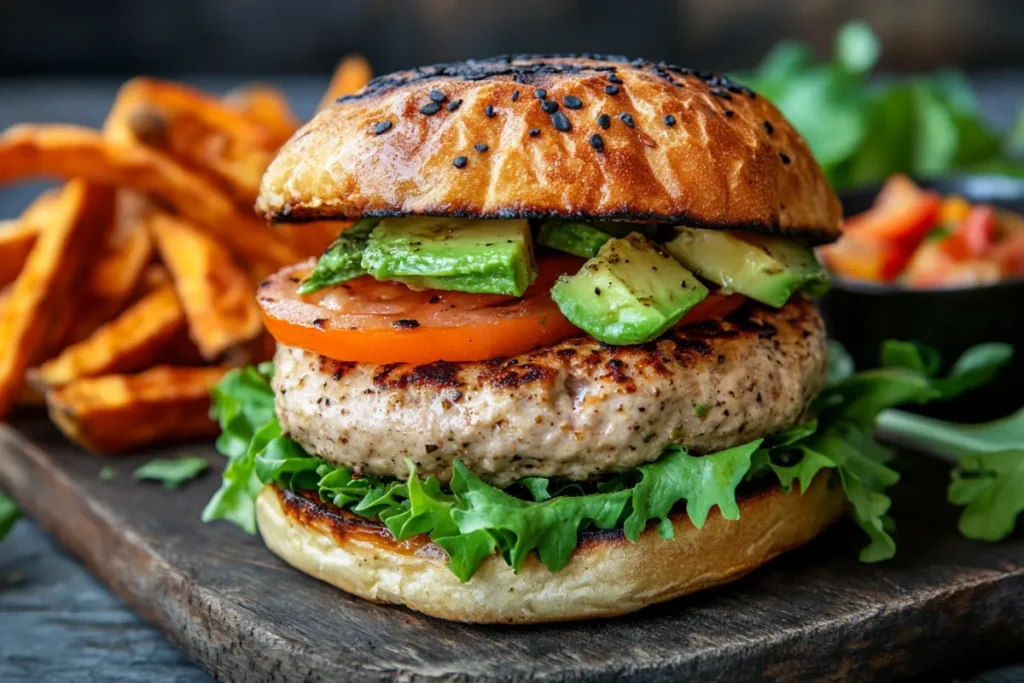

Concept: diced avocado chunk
[[362, 217, 537, 296], [297, 218, 378, 294], [551, 233, 709, 345], [663, 228, 828, 308], [537, 220, 615, 258]]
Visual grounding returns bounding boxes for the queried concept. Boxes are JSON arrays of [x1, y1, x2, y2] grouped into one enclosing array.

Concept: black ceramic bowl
[[820, 175, 1024, 421]]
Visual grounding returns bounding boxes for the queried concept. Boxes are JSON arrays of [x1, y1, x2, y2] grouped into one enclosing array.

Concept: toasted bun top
[[258, 55, 841, 243]]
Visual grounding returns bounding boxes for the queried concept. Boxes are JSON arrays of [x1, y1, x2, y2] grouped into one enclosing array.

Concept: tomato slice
[[260, 254, 749, 364], [260, 255, 585, 363], [843, 175, 941, 247], [956, 205, 997, 257]]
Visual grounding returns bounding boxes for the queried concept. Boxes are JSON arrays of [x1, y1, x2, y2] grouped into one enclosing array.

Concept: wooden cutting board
[[1, 412, 1021, 682]]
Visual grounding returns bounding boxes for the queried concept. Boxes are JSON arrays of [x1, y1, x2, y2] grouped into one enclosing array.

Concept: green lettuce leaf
[[133, 456, 209, 489], [623, 441, 762, 542], [0, 490, 21, 544], [949, 450, 1024, 542]]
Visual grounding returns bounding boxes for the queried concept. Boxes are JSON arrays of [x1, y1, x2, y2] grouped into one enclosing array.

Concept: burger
[[203, 55, 864, 624]]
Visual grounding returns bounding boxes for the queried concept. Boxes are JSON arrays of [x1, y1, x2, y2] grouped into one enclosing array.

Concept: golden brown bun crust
[[257, 55, 841, 244], [256, 474, 846, 624]]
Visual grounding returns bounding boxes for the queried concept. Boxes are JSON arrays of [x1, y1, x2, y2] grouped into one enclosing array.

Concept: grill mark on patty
[[480, 360, 556, 389], [373, 361, 464, 390], [319, 357, 358, 381]]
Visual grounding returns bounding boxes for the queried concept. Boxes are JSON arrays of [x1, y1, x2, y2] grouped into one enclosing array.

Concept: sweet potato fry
[[31, 283, 186, 390], [0, 124, 299, 272], [0, 188, 62, 287], [46, 365, 227, 453], [148, 211, 262, 360], [105, 78, 278, 207], [0, 219, 36, 288], [319, 55, 373, 111], [0, 180, 115, 419], [47, 198, 155, 349], [223, 83, 300, 147]]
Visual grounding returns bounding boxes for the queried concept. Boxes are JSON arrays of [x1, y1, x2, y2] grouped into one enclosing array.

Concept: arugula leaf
[[133, 457, 209, 489], [877, 406, 1024, 461], [949, 450, 1024, 542], [297, 218, 377, 294], [0, 490, 21, 544], [623, 441, 762, 542]]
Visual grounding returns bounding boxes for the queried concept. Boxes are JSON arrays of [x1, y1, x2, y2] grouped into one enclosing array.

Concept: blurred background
[[2, 0, 1024, 76]]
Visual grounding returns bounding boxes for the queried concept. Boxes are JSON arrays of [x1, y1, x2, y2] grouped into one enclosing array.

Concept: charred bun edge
[[335, 53, 756, 105], [256, 473, 848, 623], [270, 207, 840, 246]]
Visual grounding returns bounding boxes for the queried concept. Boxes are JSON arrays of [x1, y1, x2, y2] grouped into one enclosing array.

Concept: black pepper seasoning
[[619, 112, 635, 128], [663, 114, 676, 127], [453, 155, 468, 168], [604, 84, 620, 96], [419, 102, 441, 116], [446, 99, 463, 112], [563, 95, 582, 110], [763, 121, 774, 135], [528, 128, 541, 137], [373, 120, 392, 135], [551, 111, 572, 132], [534, 88, 547, 99], [511, 89, 520, 101], [596, 113, 611, 129], [589, 133, 604, 152], [779, 152, 791, 165], [541, 99, 559, 114], [485, 104, 495, 118], [474, 143, 489, 152], [429, 89, 447, 103]]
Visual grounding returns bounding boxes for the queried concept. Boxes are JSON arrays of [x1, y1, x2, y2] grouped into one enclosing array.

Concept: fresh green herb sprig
[[738, 20, 1024, 189]]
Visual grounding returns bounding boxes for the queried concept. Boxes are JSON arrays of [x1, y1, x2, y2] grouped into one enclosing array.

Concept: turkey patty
[[273, 295, 827, 487]]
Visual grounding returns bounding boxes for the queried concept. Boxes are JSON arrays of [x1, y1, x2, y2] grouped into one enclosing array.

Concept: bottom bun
[[256, 476, 846, 624]]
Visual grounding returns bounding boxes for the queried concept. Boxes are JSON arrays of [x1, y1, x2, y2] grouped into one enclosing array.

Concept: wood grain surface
[[0, 412, 1022, 682]]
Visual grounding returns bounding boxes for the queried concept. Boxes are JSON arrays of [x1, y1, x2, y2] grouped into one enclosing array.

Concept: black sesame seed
[[419, 101, 441, 116], [474, 143, 489, 153], [429, 89, 446, 103], [663, 114, 676, 127], [541, 99, 559, 114], [373, 120, 392, 135], [724, 110, 735, 118], [607, 73, 623, 84], [710, 89, 733, 101], [779, 152, 791, 165], [551, 111, 571, 132], [446, 99, 463, 112], [589, 133, 604, 152], [619, 112, 635, 128], [763, 121, 774, 135], [511, 89, 520, 101], [392, 319, 420, 329], [604, 84, 620, 95], [563, 95, 583, 110], [528, 128, 541, 137], [596, 113, 611, 129], [485, 104, 495, 118], [453, 155, 468, 168], [534, 88, 547, 99]]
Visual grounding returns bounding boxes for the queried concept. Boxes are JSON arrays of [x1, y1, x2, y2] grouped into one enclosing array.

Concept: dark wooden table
[[1, 74, 1023, 683]]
